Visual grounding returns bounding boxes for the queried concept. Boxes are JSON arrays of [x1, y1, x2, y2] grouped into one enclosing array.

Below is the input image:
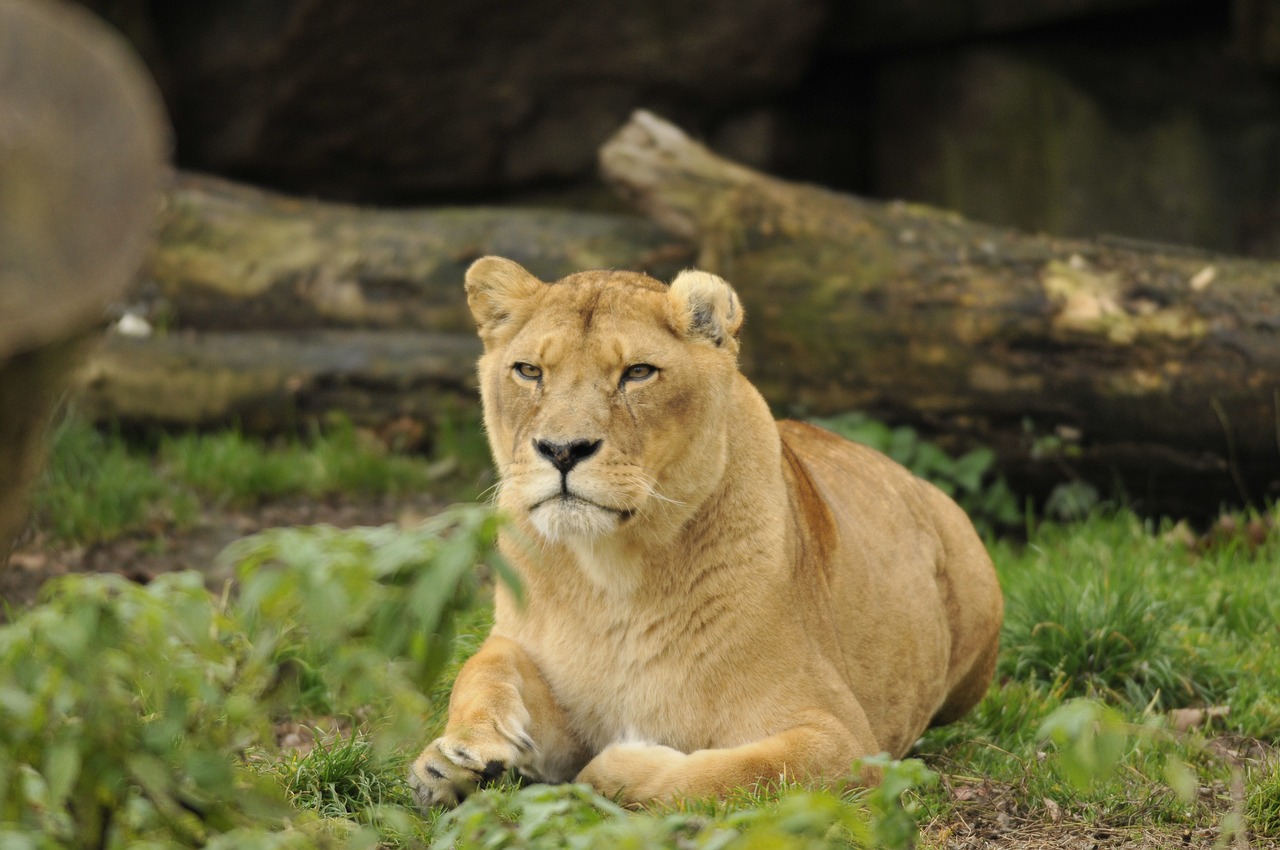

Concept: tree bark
[[600, 110, 1280, 515], [137, 173, 693, 334]]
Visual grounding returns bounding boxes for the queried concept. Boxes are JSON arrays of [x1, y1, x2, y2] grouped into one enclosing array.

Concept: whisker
[[476, 480, 503, 504], [627, 469, 688, 508]]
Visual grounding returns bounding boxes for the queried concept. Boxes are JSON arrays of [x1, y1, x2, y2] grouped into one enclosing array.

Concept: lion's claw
[[409, 724, 533, 809]]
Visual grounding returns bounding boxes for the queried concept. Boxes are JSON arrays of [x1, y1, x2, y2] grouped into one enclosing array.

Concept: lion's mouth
[[530, 493, 636, 522]]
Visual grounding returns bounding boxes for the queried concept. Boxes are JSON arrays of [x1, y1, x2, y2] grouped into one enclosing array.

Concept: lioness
[[410, 257, 1003, 807]]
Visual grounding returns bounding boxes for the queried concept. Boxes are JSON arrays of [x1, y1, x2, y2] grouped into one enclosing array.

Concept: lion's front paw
[[409, 725, 536, 809], [575, 742, 686, 805]]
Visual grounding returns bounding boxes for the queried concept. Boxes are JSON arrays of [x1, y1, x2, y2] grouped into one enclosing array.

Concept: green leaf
[[887, 427, 919, 465], [183, 751, 235, 795], [1163, 756, 1198, 804], [487, 550, 523, 607], [41, 740, 80, 807], [1038, 699, 1130, 790], [951, 447, 994, 492]]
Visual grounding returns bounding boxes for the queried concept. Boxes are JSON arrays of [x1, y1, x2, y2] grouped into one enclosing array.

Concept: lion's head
[[466, 257, 745, 566]]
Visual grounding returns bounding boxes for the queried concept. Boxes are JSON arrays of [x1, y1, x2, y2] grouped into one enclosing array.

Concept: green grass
[[159, 421, 441, 505], [284, 733, 408, 819], [998, 518, 1232, 709], [1248, 760, 1280, 839], [30, 414, 493, 545], [31, 420, 198, 543]]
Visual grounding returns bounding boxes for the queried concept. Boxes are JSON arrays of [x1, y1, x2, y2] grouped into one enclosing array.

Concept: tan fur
[[410, 257, 1003, 807]]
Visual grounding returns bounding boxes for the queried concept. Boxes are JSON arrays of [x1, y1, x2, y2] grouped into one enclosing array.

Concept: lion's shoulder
[[776, 419, 905, 484], [776, 418, 984, 561]]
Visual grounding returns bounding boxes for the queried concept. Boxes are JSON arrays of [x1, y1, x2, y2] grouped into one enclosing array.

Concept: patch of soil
[[925, 780, 1247, 850], [926, 819, 1225, 849], [1, 491, 448, 615], [927, 742, 1278, 850]]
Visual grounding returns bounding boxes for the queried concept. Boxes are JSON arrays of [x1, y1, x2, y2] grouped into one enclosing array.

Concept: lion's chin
[[528, 495, 631, 543]]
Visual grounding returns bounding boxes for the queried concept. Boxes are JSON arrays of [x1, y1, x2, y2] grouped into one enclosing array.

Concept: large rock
[[868, 43, 1280, 256], [131, 0, 823, 200], [823, 0, 1165, 51], [75, 0, 1280, 258]]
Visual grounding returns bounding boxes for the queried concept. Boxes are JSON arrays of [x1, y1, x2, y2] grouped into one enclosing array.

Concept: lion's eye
[[622, 363, 657, 383], [513, 362, 542, 381]]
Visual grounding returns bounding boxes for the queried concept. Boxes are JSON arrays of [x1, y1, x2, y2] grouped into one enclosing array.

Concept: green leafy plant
[[430, 757, 937, 850], [226, 509, 514, 727], [810, 413, 1019, 533], [430, 783, 628, 849], [1037, 699, 1132, 790], [433, 781, 888, 850], [0, 571, 285, 847], [855, 755, 938, 849], [0, 506, 500, 848]]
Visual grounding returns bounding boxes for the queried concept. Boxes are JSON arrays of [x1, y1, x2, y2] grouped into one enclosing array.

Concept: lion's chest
[[512, 589, 743, 753]]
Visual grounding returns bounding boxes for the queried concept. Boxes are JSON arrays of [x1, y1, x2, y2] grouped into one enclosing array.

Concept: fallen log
[[600, 111, 1280, 515], [85, 174, 690, 433], [78, 330, 480, 434], [0, 0, 167, 566], [136, 173, 693, 333]]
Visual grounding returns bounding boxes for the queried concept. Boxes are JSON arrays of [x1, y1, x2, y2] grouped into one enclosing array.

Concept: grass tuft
[[997, 513, 1233, 710], [1247, 760, 1280, 839], [285, 732, 409, 819]]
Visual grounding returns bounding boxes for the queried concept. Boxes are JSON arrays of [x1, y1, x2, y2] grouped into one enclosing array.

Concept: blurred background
[[81, 0, 1280, 257], [3, 0, 1278, 585]]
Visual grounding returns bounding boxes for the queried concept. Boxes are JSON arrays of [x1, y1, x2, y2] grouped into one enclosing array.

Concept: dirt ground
[[1, 491, 448, 615]]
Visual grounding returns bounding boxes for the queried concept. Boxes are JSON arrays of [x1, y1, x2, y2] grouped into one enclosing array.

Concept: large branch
[[601, 111, 1280, 514]]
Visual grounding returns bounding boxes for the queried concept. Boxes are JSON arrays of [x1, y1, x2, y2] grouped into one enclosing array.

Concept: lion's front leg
[[410, 635, 586, 808], [575, 713, 872, 805]]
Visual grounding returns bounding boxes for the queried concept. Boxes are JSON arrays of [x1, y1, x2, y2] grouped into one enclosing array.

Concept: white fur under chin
[[529, 501, 643, 594]]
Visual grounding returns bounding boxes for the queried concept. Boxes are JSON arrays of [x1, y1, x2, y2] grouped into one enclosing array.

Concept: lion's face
[[465, 257, 744, 548]]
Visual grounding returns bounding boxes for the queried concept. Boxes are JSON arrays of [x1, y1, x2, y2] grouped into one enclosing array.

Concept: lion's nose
[[534, 438, 601, 473]]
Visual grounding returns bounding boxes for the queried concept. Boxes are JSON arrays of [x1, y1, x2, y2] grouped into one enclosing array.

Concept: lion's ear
[[668, 269, 744, 349], [465, 256, 545, 344]]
